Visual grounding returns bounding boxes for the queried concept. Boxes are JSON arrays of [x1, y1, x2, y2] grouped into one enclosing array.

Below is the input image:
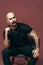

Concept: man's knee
[[2, 49, 9, 57]]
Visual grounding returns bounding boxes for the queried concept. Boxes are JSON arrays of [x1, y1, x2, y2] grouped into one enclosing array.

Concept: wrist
[[36, 48, 39, 51]]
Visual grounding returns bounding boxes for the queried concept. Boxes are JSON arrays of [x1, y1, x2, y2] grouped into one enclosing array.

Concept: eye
[[9, 18, 12, 20], [13, 16, 16, 19]]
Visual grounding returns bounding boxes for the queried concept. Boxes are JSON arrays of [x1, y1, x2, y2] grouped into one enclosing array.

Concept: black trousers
[[2, 46, 38, 65]]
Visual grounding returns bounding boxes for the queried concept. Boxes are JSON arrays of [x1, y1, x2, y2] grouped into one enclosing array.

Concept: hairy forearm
[[29, 30, 40, 49], [33, 36, 40, 49]]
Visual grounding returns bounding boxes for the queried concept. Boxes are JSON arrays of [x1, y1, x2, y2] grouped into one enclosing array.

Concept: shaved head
[[6, 12, 16, 19], [6, 12, 17, 27]]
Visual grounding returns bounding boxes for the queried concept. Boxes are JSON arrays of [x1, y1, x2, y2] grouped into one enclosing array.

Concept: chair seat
[[13, 55, 26, 65], [10, 54, 30, 65]]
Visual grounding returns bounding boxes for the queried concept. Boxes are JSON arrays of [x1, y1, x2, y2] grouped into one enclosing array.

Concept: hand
[[5, 27, 10, 35], [32, 48, 39, 58], [5, 27, 10, 39]]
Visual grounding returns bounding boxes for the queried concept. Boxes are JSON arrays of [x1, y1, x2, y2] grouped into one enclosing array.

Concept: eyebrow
[[9, 16, 16, 20], [13, 16, 16, 18]]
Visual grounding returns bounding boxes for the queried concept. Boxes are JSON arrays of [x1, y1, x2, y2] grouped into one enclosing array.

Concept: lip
[[12, 22, 17, 27], [12, 23, 16, 25], [12, 21, 16, 24]]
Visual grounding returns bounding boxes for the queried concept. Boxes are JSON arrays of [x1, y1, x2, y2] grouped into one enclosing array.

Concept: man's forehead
[[6, 12, 15, 18]]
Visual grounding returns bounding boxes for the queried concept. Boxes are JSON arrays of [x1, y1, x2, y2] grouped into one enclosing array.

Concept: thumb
[[32, 50, 35, 54]]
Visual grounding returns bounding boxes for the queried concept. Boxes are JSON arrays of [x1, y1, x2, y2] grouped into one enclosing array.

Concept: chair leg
[[12, 56, 15, 65], [25, 57, 30, 65]]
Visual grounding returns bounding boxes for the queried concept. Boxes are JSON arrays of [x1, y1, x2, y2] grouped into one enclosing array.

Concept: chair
[[10, 54, 30, 65]]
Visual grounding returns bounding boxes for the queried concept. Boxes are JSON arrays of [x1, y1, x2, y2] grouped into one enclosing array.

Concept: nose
[[11, 17, 16, 23], [12, 18, 15, 22], [12, 19, 14, 22]]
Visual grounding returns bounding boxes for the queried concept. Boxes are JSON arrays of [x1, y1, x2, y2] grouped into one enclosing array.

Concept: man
[[2, 12, 40, 65]]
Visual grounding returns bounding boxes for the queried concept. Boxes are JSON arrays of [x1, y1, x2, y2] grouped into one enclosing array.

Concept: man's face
[[7, 12, 17, 27]]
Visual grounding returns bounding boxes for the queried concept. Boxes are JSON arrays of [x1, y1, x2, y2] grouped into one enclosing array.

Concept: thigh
[[19, 46, 33, 57], [9, 47, 19, 56], [2, 48, 19, 57]]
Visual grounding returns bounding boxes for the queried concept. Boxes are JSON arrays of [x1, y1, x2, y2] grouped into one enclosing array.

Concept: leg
[[28, 57, 38, 65], [2, 48, 19, 65], [26, 47, 38, 65], [2, 49, 11, 65], [19, 46, 38, 65]]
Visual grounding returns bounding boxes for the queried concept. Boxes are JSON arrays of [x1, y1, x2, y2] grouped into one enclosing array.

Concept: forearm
[[3, 39, 10, 49], [32, 37, 40, 58], [3, 33, 10, 49], [29, 30, 40, 49], [34, 36, 40, 49], [3, 27, 10, 49]]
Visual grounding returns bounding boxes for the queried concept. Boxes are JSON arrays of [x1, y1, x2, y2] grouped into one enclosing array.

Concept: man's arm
[[3, 27, 10, 49], [29, 30, 40, 49], [28, 30, 40, 58], [21, 23, 40, 58]]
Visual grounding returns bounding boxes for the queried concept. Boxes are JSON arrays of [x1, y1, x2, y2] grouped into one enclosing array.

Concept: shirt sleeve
[[24, 24, 32, 33]]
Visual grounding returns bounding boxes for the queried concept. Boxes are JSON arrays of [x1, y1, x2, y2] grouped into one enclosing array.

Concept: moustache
[[12, 21, 16, 24], [11, 21, 17, 27]]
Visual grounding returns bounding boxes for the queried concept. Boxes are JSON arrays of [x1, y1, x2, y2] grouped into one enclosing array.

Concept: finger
[[33, 52, 37, 57], [33, 54, 37, 58], [32, 50, 35, 54], [33, 53, 39, 58]]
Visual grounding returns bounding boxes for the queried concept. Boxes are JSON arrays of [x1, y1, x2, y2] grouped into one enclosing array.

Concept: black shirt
[[3, 23, 35, 48]]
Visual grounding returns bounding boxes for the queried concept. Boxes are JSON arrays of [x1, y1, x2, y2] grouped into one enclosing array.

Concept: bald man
[[2, 12, 40, 65]]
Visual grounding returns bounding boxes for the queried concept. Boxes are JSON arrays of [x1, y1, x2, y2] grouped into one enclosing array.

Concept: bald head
[[6, 12, 17, 27], [6, 12, 16, 19]]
